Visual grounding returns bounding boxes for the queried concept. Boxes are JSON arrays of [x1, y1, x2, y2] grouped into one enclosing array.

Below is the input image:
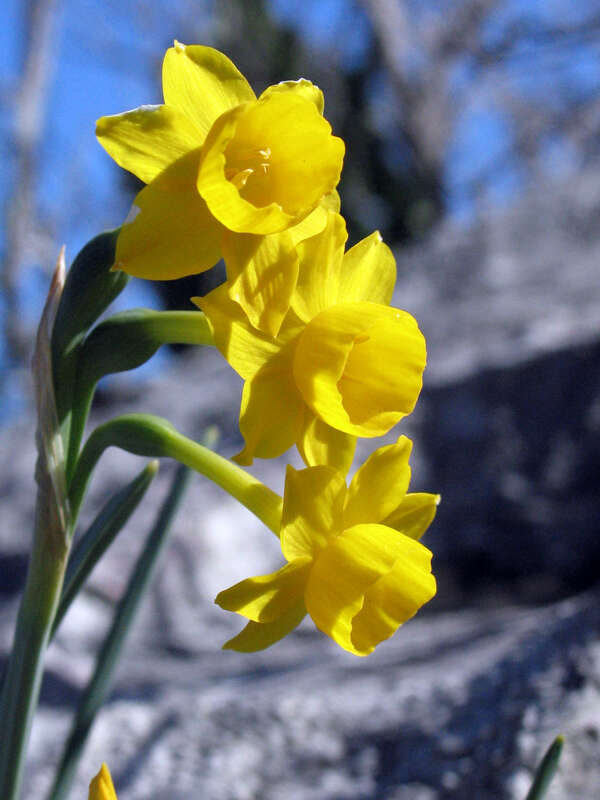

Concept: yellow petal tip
[[232, 450, 253, 467]]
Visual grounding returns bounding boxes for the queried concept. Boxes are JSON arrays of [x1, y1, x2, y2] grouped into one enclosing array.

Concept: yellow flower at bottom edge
[[96, 41, 344, 300], [89, 764, 117, 800], [195, 211, 426, 473], [216, 436, 439, 656]]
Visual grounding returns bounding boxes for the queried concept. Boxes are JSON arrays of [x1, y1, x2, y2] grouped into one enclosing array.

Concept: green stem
[[47, 465, 191, 800], [0, 494, 68, 800], [69, 414, 282, 536], [0, 245, 70, 800], [65, 309, 215, 483]]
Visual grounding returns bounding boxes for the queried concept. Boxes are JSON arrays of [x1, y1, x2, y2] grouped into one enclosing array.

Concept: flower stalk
[[0, 252, 71, 800], [69, 414, 283, 536], [65, 309, 214, 481]]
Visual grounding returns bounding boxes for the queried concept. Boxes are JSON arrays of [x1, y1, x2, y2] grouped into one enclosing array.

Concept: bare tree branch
[[2, 0, 61, 364]]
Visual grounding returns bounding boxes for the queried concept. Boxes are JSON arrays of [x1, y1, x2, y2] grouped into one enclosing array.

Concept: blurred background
[[2, 1, 600, 796], [2, 0, 600, 605]]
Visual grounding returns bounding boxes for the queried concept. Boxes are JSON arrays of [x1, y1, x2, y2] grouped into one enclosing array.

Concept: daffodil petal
[[89, 763, 117, 800], [193, 282, 280, 380], [336, 311, 426, 433], [222, 599, 307, 652], [281, 464, 346, 562], [287, 205, 328, 248], [162, 42, 255, 138], [305, 523, 434, 655], [224, 229, 299, 337], [234, 355, 304, 464], [197, 102, 295, 234], [219, 231, 261, 283], [198, 93, 344, 235], [350, 538, 436, 654], [297, 411, 356, 473], [344, 436, 412, 528], [246, 95, 344, 217], [113, 150, 222, 279], [291, 211, 348, 322], [259, 79, 325, 114], [215, 560, 310, 623], [294, 302, 426, 436], [382, 492, 441, 540], [96, 104, 202, 184], [321, 189, 341, 213], [340, 230, 396, 304]]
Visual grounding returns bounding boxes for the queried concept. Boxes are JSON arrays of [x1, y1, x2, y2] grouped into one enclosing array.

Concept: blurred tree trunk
[[2, 0, 60, 365]]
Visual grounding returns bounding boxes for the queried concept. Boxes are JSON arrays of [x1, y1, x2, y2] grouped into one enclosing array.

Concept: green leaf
[[525, 735, 564, 800], [47, 464, 192, 800], [51, 229, 128, 427], [51, 461, 159, 639]]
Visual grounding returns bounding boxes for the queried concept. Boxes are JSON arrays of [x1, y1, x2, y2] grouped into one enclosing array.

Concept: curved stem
[[66, 310, 215, 482], [69, 414, 282, 536]]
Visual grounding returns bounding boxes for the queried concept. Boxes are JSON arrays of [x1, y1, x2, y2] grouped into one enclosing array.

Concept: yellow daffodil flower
[[195, 212, 426, 472], [96, 42, 345, 325], [216, 436, 438, 656], [89, 763, 117, 800]]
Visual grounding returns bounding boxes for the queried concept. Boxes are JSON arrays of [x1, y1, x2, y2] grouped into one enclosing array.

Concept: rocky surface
[[2, 169, 600, 798]]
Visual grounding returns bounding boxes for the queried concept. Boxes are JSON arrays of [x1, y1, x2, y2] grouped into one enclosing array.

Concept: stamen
[[225, 145, 271, 189], [228, 168, 253, 190]]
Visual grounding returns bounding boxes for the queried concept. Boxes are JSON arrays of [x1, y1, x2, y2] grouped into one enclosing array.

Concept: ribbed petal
[[89, 763, 117, 800], [287, 205, 328, 247], [113, 150, 222, 279], [222, 599, 307, 652], [96, 104, 202, 184], [350, 537, 436, 655], [215, 560, 310, 623], [162, 42, 255, 138], [382, 492, 440, 540], [305, 523, 434, 655], [223, 228, 299, 337], [344, 436, 412, 528], [198, 93, 344, 235], [280, 464, 346, 562], [336, 309, 426, 434], [259, 79, 325, 114], [294, 302, 426, 436], [193, 282, 281, 381], [297, 411, 356, 473], [291, 212, 348, 322], [339, 230, 396, 305], [234, 354, 304, 464], [305, 524, 385, 655], [294, 301, 425, 436], [292, 303, 356, 427], [286, 190, 341, 250]]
